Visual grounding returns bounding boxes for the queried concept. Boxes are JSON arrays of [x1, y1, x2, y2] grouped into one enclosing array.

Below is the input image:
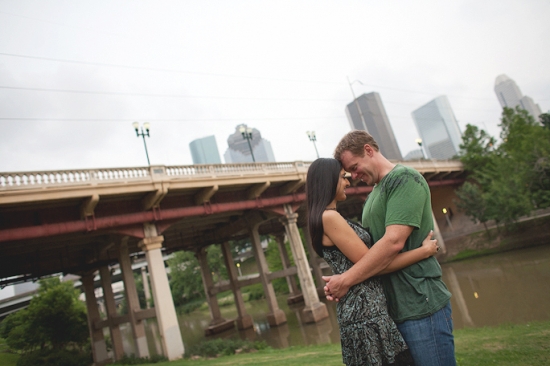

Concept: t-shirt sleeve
[[384, 171, 427, 229]]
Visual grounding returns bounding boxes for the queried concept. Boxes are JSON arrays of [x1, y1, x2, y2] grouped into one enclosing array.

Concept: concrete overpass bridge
[[0, 160, 466, 363]]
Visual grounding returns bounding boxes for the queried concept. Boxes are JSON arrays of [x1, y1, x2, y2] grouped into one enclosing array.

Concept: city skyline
[[0, 1, 548, 172]]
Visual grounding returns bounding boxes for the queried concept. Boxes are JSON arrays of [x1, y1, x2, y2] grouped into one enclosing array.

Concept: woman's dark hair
[[306, 158, 341, 257]]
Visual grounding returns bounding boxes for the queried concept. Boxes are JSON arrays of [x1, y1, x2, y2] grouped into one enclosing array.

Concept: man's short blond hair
[[334, 130, 379, 161]]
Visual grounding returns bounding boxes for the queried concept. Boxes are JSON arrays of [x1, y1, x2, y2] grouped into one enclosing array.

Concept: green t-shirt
[[362, 164, 451, 323]]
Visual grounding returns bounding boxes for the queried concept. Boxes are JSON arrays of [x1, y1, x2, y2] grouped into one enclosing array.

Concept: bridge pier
[[99, 266, 124, 361], [119, 240, 150, 358], [432, 211, 447, 253], [139, 223, 184, 361], [249, 223, 287, 326], [197, 246, 235, 335], [220, 241, 253, 330], [81, 273, 110, 365], [280, 204, 328, 323], [302, 228, 325, 291], [273, 234, 302, 304]]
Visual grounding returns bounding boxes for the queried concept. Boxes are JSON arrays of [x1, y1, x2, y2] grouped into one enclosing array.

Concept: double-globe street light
[[306, 131, 320, 159], [239, 125, 256, 162], [132, 122, 151, 166]]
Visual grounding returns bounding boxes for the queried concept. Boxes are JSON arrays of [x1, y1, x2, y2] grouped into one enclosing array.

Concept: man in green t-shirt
[[323, 130, 456, 366]]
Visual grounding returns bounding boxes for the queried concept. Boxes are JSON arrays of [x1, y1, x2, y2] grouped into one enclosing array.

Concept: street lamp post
[[239, 125, 256, 162], [306, 131, 320, 159], [415, 138, 427, 159], [132, 122, 151, 165]]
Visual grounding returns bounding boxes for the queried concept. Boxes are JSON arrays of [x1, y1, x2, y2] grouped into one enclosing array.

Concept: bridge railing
[[0, 161, 311, 190]]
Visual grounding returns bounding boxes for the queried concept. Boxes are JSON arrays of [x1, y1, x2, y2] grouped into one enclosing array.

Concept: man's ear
[[364, 144, 374, 157]]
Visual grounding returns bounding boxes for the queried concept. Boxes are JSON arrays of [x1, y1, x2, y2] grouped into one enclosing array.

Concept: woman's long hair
[[306, 158, 341, 257]]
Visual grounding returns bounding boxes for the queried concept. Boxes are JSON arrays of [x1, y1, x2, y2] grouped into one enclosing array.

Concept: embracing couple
[[306, 130, 456, 366]]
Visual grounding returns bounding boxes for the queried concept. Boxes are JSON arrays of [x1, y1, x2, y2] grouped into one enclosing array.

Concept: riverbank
[[2, 320, 549, 365], [438, 213, 550, 263]]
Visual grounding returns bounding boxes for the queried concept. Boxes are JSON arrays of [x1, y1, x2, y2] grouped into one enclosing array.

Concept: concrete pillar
[[119, 240, 150, 358], [141, 266, 151, 309], [220, 241, 253, 330], [432, 211, 447, 253], [139, 223, 185, 361], [81, 273, 109, 365], [249, 223, 287, 326], [196, 246, 235, 335], [273, 234, 302, 304], [99, 266, 124, 361], [280, 204, 328, 323], [302, 228, 325, 289]]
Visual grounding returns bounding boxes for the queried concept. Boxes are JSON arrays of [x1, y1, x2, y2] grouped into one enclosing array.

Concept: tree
[[540, 113, 550, 130], [0, 277, 90, 366], [456, 107, 550, 227], [168, 250, 204, 307]]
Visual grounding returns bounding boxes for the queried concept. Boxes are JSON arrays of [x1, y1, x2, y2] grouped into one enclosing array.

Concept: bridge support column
[[119, 240, 150, 358], [432, 211, 447, 253], [249, 223, 287, 326], [99, 266, 124, 361], [81, 273, 109, 365], [273, 234, 302, 304], [141, 266, 152, 308], [220, 241, 253, 330], [139, 224, 184, 361], [303, 228, 325, 289], [280, 204, 328, 323], [197, 246, 235, 335]]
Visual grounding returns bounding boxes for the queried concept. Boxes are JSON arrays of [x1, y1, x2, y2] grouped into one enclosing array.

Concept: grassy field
[[3, 320, 548, 366]]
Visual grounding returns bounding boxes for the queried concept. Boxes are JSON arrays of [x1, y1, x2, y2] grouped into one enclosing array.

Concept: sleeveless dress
[[322, 220, 414, 366]]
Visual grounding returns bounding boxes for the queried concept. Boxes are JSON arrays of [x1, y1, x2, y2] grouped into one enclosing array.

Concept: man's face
[[340, 148, 376, 185]]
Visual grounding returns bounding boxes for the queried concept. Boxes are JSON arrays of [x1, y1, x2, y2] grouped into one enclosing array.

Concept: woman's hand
[[421, 230, 439, 257]]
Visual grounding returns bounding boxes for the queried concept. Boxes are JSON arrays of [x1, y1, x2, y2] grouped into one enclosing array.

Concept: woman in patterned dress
[[306, 158, 439, 366]]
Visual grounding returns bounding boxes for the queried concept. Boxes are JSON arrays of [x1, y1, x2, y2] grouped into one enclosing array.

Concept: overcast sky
[[0, 0, 549, 173]]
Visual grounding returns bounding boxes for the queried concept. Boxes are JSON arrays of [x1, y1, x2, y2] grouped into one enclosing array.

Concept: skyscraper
[[345, 92, 402, 160], [189, 135, 222, 164], [411, 96, 462, 160], [494, 74, 543, 121], [224, 124, 276, 163]]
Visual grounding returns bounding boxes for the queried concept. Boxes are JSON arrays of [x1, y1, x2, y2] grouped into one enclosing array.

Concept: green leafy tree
[[168, 250, 204, 306], [0, 277, 90, 365], [540, 113, 550, 130], [457, 107, 550, 227]]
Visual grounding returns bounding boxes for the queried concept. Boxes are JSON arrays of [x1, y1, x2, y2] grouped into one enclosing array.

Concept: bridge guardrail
[[0, 161, 311, 190]]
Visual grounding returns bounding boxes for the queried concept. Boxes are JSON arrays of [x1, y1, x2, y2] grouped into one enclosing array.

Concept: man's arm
[[323, 224, 413, 300]]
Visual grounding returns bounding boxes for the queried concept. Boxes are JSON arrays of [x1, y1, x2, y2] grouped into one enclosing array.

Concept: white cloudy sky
[[0, 0, 549, 172]]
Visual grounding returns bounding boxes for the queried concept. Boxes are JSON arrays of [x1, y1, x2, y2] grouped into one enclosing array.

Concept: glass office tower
[[411, 96, 462, 160], [224, 124, 276, 163], [494, 74, 542, 121], [345, 92, 403, 160], [189, 135, 222, 164]]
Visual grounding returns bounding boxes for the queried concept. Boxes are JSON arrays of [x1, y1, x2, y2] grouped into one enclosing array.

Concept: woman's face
[[335, 168, 350, 201]]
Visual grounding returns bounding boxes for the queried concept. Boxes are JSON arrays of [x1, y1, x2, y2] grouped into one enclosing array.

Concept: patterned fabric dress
[[322, 220, 414, 366]]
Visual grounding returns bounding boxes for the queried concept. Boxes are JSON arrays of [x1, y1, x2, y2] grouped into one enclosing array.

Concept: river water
[[121, 245, 550, 355]]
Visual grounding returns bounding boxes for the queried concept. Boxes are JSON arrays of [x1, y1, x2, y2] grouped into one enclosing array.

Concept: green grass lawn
[[2, 320, 549, 366]]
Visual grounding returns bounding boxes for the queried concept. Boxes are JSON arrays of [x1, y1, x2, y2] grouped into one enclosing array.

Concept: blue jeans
[[396, 301, 456, 366]]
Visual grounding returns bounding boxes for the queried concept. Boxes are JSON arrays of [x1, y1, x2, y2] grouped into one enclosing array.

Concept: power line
[[0, 85, 344, 101], [0, 85, 496, 111], [0, 53, 511, 101], [0, 116, 346, 122]]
